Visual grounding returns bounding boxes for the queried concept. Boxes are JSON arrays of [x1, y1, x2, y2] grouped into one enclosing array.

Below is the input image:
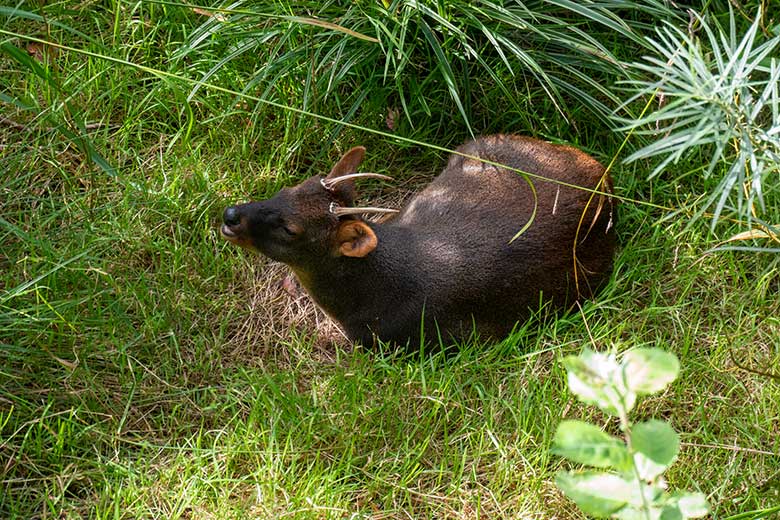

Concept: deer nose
[[223, 206, 241, 227]]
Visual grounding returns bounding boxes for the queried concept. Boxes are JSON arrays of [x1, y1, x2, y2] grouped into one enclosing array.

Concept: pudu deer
[[221, 135, 615, 349]]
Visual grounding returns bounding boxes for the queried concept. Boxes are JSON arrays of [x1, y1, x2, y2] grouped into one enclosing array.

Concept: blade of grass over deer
[[0, 25, 761, 231], [0, 28, 650, 212]]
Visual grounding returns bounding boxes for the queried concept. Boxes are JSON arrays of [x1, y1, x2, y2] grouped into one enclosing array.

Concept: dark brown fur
[[222, 135, 616, 349]]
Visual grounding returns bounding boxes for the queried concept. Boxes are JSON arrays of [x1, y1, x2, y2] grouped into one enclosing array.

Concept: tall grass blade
[[417, 18, 472, 135], [0, 6, 94, 41], [0, 41, 116, 176]]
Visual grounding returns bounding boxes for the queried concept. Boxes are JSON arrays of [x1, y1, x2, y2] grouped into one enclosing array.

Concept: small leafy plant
[[553, 348, 709, 519]]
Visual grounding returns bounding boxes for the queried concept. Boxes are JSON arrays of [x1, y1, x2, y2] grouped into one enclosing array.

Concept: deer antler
[[329, 203, 399, 217], [321, 173, 394, 191]]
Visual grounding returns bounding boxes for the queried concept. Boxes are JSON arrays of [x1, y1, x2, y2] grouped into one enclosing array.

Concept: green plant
[[176, 0, 682, 134], [553, 348, 710, 519], [616, 7, 780, 233]]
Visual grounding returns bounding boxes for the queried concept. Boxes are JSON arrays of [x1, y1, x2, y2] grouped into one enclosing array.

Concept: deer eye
[[281, 223, 302, 237]]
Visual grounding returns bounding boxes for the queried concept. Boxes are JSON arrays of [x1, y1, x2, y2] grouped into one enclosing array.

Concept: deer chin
[[221, 224, 238, 240], [220, 225, 255, 251]]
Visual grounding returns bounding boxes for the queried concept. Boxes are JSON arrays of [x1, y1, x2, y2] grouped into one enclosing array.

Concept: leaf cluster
[[553, 348, 709, 519]]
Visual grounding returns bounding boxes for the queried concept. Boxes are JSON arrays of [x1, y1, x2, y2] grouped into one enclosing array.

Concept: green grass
[[2, 2, 779, 518]]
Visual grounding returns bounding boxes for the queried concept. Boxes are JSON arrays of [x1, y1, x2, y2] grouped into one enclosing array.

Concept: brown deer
[[221, 135, 615, 349]]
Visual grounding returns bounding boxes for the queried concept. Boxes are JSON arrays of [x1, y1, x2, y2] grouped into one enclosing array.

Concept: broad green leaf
[[552, 420, 631, 469], [623, 348, 679, 394], [632, 420, 679, 479], [563, 354, 606, 402], [615, 506, 664, 520], [633, 452, 669, 482], [660, 506, 684, 520], [675, 492, 710, 517], [563, 350, 635, 416], [555, 471, 633, 517], [628, 481, 666, 509]]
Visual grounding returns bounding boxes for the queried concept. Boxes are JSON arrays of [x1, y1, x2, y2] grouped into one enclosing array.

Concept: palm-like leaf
[[616, 8, 780, 230]]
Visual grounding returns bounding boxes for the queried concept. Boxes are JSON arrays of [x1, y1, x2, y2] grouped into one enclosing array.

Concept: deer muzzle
[[221, 205, 244, 243]]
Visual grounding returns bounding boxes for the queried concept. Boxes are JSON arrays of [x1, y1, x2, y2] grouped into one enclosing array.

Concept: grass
[[2, 1, 779, 519]]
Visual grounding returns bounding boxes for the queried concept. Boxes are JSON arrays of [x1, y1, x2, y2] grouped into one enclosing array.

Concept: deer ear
[[326, 146, 366, 180], [325, 147, 366, 205], [334, 220, 377, 258]]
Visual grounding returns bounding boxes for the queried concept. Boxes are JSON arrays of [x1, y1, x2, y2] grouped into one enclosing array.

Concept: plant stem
[[619, 401, 652, 520]]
